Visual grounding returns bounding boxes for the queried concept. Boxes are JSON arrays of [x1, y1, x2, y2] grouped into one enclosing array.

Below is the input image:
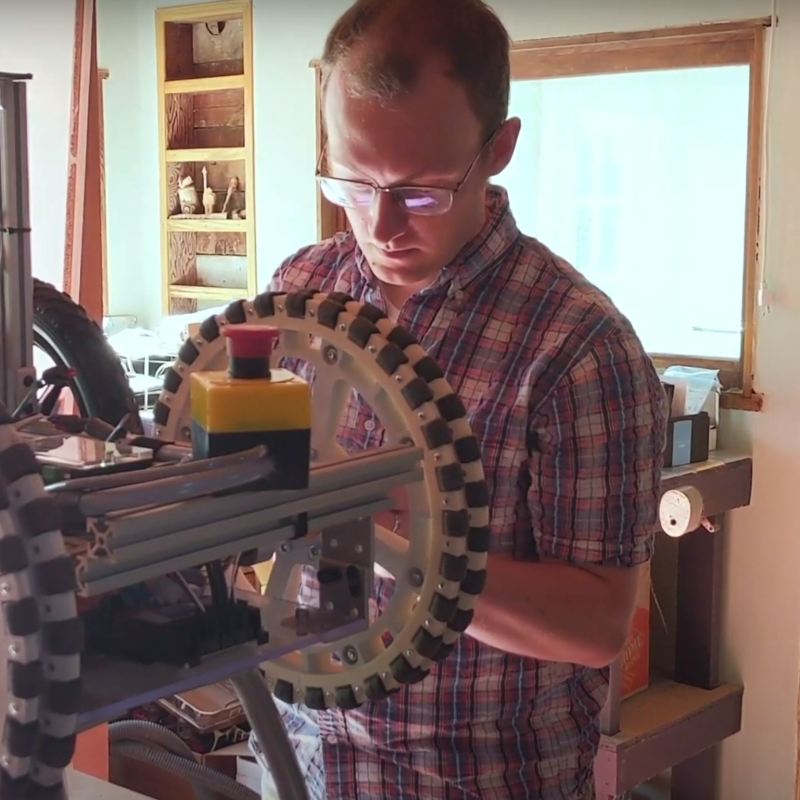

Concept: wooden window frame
[[511, 20, 770, 409]]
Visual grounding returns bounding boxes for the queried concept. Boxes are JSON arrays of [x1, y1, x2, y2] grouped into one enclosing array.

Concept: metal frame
[[0, 73, 35, 414]]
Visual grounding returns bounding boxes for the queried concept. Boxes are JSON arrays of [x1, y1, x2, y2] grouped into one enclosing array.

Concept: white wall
[[2, 0, 76, 287], [98, 2, 799, 798]]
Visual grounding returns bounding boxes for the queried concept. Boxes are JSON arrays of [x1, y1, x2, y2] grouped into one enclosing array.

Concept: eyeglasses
[[316, 127, 501, 217]]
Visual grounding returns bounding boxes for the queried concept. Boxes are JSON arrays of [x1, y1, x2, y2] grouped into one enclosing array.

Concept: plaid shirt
[[263, 187, 666, 799]]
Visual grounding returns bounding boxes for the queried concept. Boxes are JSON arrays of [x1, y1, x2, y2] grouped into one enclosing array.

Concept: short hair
[[321, 0, 511, 136]]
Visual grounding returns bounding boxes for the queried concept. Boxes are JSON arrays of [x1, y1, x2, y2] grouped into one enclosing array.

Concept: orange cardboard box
[[620, 562, 651, 700]]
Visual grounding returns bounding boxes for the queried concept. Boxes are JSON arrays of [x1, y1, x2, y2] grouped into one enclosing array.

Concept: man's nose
[[369, 191, 409, 246]]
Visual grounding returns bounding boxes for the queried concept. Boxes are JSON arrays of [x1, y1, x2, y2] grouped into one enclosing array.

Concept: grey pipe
[[109, 719, 198, 762], [112, 741, 259, 800], [231, 670, 309, 800]]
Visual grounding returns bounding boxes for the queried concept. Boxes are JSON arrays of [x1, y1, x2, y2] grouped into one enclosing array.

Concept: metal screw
[[309, 544, 321, 558], [330, 538, 339, 549], [277, 304, 285, 312], [0, 584, 9, 598], [339, 324, 347, 331], [310, 448, 319, 461], [349, 608, 360, 619], [323, 345, 339, 364], [181, 426, 191, 440], [280, 542, 292, 553], [354, 543, 362, 554], [344, 645, 359, 664], [324, 601, 335, 612], [8, 644, 18, 657], [408, 568, 424, 587]]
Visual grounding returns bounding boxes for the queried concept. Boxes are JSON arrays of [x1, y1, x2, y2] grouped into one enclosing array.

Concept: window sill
[[720, 389, 763, 412]]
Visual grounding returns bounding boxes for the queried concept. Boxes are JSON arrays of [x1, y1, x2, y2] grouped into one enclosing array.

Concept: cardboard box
[[620, 562, 651, 700]]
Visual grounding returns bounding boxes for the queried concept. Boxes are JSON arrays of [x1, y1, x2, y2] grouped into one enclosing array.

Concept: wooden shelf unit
[[156, 0, 256, 315], [596, 451, 753, 799]]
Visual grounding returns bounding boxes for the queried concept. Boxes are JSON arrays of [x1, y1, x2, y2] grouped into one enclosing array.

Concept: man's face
[[323, 56, 491, 289]]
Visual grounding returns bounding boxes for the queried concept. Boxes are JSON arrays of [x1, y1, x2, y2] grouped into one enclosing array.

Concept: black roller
[[401, 378, 434, 409], [304, 687, 326, 710], [9, 661, 44, 699], [36, 734, 77, 769], [387, 327, 416, 350], [0, 536, 28, 573], [422, 419, 453, 449], [199, 316, 221, 342], [436, 394, 467, 422], [442, 509, 470, 538], [376, 343, 408, 375], [253, 291, 281, 318], [467, 526, 491, 553], [335, 685, 359, 710], [162, 368, 182, 395], [0, 444, 39, 483], [41, 618, 84, 656], [412, 627, 443, 660], [436, 463, 464, 493], [357, 304, 386, 324], [440, 554, 469, 583], [316, 299, 345, 329], [390, 655, 429, 685], [178, 339, 200, 366], [6, 596, 40, 637], [454, 436, 482, 463], [33, 558, 75, 595], [449, 608, 474, 633], [225, 300, 247, 324], [43, 679, 82, 715], [152, 401, 170, 427], [461, 570, 487, 595], [465, 481, 490, 507], [347, 317, 379, 348], [413, 356, 444, 382], [285, 291, 315, 318], [273, 679, 294, 704], [429, 593, 458, 623], [17, 498, 61, 538]]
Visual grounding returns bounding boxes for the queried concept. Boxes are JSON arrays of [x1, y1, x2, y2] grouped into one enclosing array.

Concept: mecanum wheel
[[153, 290, 489, 710], [0, 416, 82, 799]]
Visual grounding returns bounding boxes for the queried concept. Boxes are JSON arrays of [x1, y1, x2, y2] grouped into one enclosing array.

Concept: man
[[258, 0, 667, 797]]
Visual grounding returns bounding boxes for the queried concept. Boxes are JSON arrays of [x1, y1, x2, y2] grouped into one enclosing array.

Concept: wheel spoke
[[310, 365, 351, 462], [374, 523, 409, 578]]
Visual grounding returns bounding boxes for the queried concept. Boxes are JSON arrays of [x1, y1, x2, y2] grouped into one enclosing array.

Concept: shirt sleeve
[[527, 326, 668, 567]]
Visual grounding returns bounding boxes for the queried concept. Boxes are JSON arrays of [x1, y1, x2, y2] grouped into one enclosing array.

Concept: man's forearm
[[467, 555, 640, 667]]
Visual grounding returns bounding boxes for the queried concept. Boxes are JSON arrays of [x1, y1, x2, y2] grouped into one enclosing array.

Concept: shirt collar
[[352, 185, 520, 294]]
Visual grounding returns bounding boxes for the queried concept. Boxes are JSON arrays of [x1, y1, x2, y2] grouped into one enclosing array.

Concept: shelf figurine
[[177, 175, 199, 214], [222, 177, 240, 216]]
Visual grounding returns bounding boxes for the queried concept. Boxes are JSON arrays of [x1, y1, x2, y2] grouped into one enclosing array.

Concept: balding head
[[321, 0, 510, 137]]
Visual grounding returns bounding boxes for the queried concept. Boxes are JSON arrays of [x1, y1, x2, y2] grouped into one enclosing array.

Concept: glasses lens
[[393, 187, 452, 216], [318, 177, 375, 209]]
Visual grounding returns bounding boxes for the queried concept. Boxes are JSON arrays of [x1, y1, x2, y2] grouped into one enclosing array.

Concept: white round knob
[[659, 486, 704, 537]]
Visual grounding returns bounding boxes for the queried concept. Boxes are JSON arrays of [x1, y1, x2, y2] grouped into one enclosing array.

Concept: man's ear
[[487, 117, 522, 177]]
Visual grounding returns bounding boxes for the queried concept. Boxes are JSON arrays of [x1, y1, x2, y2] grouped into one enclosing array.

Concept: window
[[503, 21, 769, 404]]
